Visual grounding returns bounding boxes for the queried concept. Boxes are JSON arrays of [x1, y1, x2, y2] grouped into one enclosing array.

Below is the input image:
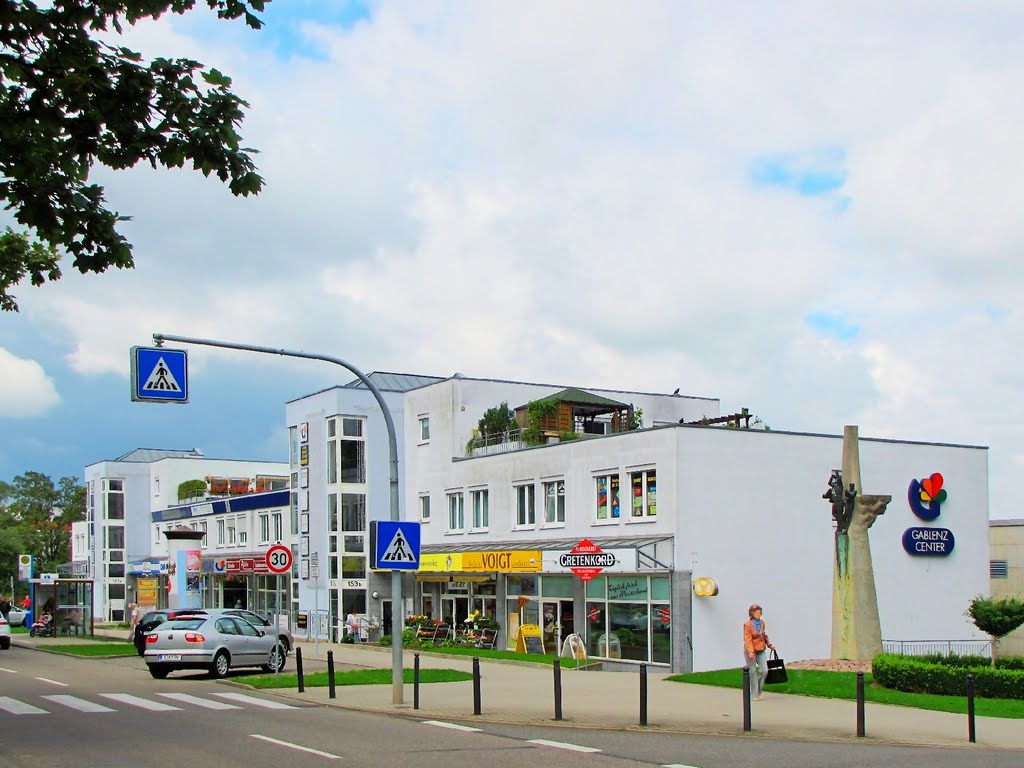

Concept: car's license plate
[[158, 654, 182, 661]]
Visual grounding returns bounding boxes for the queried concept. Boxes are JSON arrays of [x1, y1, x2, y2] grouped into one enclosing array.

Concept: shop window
[[419, 416, 430, 442], [506, 575, 537, 596], [471, 489, 489, 530], [342, 418, 362, 437], [448, 492, 465, 532], [341, 556, 366, 579], [540, 575, 573, 598], [651, 576, 671, 601], [651, 604, 671, 664], [515, 484, 536, 527], [630, 469, 657, 517], [608, 602, 650, 661], [543, 480, 565, 525], [595, 473, 620, 521], [420, 494, 431, 521], [586, 577, 606, 599], [341, 494, 366, 532]]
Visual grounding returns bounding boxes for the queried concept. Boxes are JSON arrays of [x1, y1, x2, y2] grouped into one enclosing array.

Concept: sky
[[1, 1, 1022, 520]]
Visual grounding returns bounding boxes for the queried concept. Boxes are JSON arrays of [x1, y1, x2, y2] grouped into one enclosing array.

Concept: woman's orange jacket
[[743, 619, 770, 654]]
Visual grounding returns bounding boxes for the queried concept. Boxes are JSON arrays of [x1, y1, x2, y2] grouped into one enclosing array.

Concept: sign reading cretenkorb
[[560, 539, 617, 582]]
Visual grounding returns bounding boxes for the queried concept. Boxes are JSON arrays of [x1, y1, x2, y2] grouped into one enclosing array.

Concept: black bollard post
[[856, 671, 865, 737], [967, 673, 976, 743], [640, 663, 648, 726], [553, 658, 563, 721], [414, 653, 420, 710], [742, 666, 752, 732], [327, 650, 336, 700], [296, 646, 305, 693], [472, 657, 482, 715]]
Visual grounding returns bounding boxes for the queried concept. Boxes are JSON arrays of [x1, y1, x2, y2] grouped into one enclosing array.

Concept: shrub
[[379, 634, 391, 647], [872, 654, 1024, 699]]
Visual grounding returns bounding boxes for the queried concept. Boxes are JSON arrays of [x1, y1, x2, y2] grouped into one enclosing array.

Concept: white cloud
[[0, 348, 60, 418]]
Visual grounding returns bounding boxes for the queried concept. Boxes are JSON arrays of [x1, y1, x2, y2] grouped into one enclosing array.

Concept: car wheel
[[209, 650, 230, 678], [278, 635, 290, 652], [148, 665, 170, 679], [261, 643, 286, 673], [0, 638, 10, 650]]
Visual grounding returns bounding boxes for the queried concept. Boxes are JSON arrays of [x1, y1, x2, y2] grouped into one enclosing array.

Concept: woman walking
[[743, 603, 775, 701]]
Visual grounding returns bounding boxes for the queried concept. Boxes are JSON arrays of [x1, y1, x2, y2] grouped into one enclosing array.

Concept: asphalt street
[[0, 643, 1020, 768]]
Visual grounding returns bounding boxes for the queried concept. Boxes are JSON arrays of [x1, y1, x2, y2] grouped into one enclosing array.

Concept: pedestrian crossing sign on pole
[[131, 346, 189, 403], [370, 521, 421, 570]]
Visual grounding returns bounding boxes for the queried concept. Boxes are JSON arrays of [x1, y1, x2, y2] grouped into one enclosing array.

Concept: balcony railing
[[882, 639, 991, 657], [466, 429, 530, 457]]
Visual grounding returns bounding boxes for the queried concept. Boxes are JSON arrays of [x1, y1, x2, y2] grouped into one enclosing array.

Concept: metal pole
[[967, 673, 976, 743], [328, 650, 336, 700], [153, 332, 406, 705], [296, 646, 305, 693], [553, 658, 563, 721], [414, 652, 420, 710], [742, 666, 752, 732], [856, 671, 865, 737], [640, 662, 648, 726], [472, 657, 482, 715], [275, 573, 280, 676]]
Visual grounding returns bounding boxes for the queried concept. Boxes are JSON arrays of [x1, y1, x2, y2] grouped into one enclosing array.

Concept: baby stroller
[[29, 613, 55, 637]]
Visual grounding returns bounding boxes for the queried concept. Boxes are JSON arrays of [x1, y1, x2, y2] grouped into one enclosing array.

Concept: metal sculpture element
[[825, 426, 891, 661]]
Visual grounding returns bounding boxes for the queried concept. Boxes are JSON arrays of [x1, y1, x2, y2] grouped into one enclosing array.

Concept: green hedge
[[873, 654, 1024, 699], [911, 653, 1024, 672]]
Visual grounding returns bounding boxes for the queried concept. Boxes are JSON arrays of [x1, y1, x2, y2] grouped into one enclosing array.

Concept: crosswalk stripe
[[528, 739, 602, 753], [35, 677, 67, 687], [0, 667, 17, 674], [421, 720, 482, 732], [43, 695, 116, 713], [100, 694, 181, 711], [156, 693, 242, 710], [663, 764, 702, 768], [212, 692, 296, 709], [0, 696, 47, 715]]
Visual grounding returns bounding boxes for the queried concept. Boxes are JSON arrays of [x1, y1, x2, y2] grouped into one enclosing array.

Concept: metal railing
[[466, 429, 529, 457], [882, 639, 991, 657]]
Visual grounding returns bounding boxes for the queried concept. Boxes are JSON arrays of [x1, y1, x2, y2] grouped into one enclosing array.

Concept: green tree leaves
[[0, 470, 86, 575], [0, 0, 269, 310]]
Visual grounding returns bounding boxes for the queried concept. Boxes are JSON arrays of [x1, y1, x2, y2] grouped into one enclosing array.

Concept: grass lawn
[[666, 668, 1024, 719], [248, 667, 473, 689], [36, 642, 137, 657]]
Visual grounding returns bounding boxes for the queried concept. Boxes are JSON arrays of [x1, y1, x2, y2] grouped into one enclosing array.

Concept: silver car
[[172, 607, 293, 653], [143, 615, 287, 679]]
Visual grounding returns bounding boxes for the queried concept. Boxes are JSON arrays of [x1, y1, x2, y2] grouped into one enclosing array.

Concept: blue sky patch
[[255, 0, 374, 59], [751, 147, 847, 196], [805, 310, 860, 341]]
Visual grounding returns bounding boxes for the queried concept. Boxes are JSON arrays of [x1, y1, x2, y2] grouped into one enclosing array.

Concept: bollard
[[414, 653, 420, 710], [327, 650, 336, 700], [296, 646, 305, 693], [472, 657, 482, 716], [856, 671, 865, 737], [967, 673, 976, 743], [742, 666, 752, 732], [553, 658, 563, 721], [640, 663, 648, 726]]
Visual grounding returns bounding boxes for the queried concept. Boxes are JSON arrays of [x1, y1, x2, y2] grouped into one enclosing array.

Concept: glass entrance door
[[442, 596, 469, 629], [542, 600, 574, 653]]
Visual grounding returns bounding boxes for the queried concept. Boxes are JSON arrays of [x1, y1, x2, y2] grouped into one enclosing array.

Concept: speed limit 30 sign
[[266, 544, 293, 574]]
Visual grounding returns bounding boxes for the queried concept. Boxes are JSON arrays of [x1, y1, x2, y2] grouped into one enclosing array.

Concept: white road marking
[[528, 739, 602, 753], [35, 677, 67, 687], [213, 692, 296, 709], [250, 734, 340, 759], [663, 764, 703, 768], [156, 693, 242, 710], [0, 696, 47, 715], [99, 694, 181, 711], [0, 667, 17, 674], [421, 720, 482, 732], [43, 695, 115, 713]]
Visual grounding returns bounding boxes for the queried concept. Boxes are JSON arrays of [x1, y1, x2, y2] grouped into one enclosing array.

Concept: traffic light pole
[[152, 333, 406, 705]]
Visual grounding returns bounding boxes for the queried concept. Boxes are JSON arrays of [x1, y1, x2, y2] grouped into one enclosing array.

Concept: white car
[[6, 607, 27, 627], [0, 613, 11, 650]]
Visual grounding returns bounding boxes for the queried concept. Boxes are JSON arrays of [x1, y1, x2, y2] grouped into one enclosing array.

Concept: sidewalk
[[14, 629, 1022, 750]]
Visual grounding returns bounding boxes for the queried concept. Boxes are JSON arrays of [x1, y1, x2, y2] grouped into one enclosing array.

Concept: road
[[0, 643, 1019, 768]]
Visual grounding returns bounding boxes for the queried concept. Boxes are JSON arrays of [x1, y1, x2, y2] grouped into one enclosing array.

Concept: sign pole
[[275, 572, 280, 677]]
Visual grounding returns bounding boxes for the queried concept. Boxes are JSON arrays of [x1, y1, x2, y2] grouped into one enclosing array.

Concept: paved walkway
[[12, 629, 1022, 750]]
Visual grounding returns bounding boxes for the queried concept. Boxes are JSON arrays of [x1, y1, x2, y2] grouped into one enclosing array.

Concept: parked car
[[0, 613, 10, 650], [133, 609, 207, 656], [143, 614, 287, 679], [6, 607, 27, 627], [221, 608, 293, 652]]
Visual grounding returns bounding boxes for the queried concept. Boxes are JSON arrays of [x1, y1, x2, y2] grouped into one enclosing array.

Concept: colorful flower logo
[[908, 472, 947, 521]]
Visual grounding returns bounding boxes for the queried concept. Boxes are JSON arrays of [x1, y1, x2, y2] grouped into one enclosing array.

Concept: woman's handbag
[[765, 648, 788, 684]]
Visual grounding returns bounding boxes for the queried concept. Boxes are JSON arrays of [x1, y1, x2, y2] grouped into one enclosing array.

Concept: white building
[[82, 448, 288, 621], [287, 372, 992, 672]]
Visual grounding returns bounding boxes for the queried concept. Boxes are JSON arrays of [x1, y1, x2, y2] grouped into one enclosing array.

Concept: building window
[[630, 469, 657, 517], [516, 484, 536, 527], [420, 494, 431, 521], [154, 477, 160, 496], [342, 418, 362, 437], [217, 519, 226, 546], [340, 440, 366, 483], [273, 512, 283, 542], [471, 489, 489, 530], [448, 492, 465, 531], [328, 416, 366, 484], [990, 560, 1009, 579], [543, 480, 565, 524], [107, 526, 124, 549], [260, 514, 270, 544], [595, 474, 620, 521], [200, 521, 208, 546], [107, 563, 125, 578], [419, 416, 430, 442], [327, 440, 338, 485], [105, 478, 124, 520], [341, 494, 366, 532], [154, 525, 161, 544], [227, 522, 236, 545]]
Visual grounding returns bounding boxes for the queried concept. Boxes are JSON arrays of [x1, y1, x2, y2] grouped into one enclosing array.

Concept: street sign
[[131, 346, 189, 403], [266, 544, 293, 574], [18, 554, 33, 580], [559, 539, 616, 582], [370, 521, 421, 570]]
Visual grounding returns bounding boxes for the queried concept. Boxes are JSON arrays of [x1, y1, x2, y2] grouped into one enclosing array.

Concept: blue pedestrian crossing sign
[[370, 521, 421, 570], [131, 346, 189, 403]]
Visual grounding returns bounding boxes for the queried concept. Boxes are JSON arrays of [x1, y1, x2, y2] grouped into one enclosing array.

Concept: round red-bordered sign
[[266, 544, 293, 574]]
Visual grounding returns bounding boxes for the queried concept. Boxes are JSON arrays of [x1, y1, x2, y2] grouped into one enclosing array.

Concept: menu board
[[516, 624, 545, 655]]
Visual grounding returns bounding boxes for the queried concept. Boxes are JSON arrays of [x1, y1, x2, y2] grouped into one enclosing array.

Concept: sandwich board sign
[[131, 346, 189, 403], [370, 521, 421, 570]]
